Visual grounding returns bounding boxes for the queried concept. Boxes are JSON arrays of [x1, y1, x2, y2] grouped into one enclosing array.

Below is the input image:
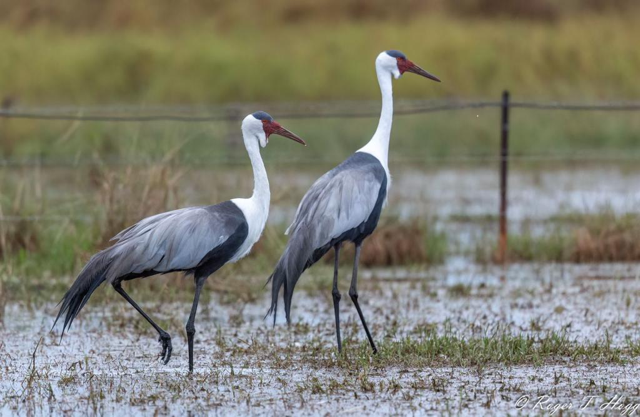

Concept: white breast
[[229, 198, 269, 262]]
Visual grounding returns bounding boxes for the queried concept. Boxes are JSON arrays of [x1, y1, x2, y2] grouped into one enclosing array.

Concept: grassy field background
[[0, 0, 639, 104], [2, 5, 640, 414], [1, 0, 639, 160], [1, 0, 640, 306]]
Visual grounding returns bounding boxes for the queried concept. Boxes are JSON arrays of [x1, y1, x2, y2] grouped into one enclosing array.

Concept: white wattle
[[230, 130, 270, 262], [357, 56, 394, 191]]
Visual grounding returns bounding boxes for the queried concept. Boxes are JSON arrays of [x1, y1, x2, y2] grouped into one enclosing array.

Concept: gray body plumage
[[55, 201, 248, 333], [108, 203, 246, 280], [268, 151, 387, 323]]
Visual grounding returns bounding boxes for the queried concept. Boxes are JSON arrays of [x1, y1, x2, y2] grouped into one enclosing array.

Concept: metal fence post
[[498, 90, 510, 264]]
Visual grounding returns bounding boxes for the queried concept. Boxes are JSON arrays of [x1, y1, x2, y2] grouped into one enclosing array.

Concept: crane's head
[[377, 50, 441, 82], [242, 111, 306, 148]]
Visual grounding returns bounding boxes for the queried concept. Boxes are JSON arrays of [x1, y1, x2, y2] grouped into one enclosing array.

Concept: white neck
[[228, 128, 271, 262], [358, 61, 393, 169], [243, 132, 270, 211]]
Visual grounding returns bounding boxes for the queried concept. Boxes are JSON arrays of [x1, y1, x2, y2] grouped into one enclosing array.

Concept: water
[[2, 260, 640, 415]]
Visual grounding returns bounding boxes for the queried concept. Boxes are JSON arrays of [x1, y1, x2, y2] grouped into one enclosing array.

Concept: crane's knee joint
[[186, 325, 196, 336], [349, 289, 358, 300], [112, 281, 122, 290], [332, 289, 341, 301]]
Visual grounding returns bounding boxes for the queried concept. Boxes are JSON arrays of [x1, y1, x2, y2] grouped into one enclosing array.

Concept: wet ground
[[2, 259, 640, 416], [199, 164, 640, 225]]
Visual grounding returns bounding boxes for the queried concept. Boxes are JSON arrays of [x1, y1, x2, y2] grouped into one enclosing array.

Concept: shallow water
[[2, 260, 640, 415], [387, 166, 640, 221]]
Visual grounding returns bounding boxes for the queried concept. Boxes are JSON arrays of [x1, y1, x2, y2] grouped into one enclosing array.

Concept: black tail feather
[[267, 242, 302, 326], [53, 251, 112, 336], [265, 273, 278, 326], [267, 231, 331, 325]]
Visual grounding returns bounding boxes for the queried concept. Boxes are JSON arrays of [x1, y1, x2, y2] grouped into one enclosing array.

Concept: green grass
[[2, 9, 640, 163], [0, 220, 445, 305], [3, 108, 640, 165], [226, 326, 637, 369], [1, 12, 640, 104], [0, 210, 446, 306], [504, 232, 572, 263], [2, 3, 639, 168], [361, 332, 628, 367], [3, 163, 640, 306]]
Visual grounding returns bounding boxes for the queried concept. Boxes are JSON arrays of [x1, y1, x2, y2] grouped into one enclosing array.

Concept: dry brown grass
[[571, 220, 640, 262], [0, 175, 41, 258], [359, 223, 429, 267], [92, 163, 185, 246], [480, 213, 640, 264], [320, 221, 446, 268], [0, 218, 40, 258], [1, 0, 636, 31], [451, 0, 561, 21]]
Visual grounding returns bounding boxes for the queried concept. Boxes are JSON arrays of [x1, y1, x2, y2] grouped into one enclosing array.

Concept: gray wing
[[286, 152, 385, 249], [106, 203, 245, 281]]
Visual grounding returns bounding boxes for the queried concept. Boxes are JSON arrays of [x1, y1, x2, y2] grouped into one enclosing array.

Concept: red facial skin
[[395, 57, 441, 82], [261, 119, 306, 145], [396, 57, 414, 74], [262, 120, 281, 139]]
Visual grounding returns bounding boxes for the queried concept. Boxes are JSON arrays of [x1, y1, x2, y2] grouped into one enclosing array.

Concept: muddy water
[[2, 260, 640, 415], [387, 166, 640, 221], [264, 165, 640, 225]]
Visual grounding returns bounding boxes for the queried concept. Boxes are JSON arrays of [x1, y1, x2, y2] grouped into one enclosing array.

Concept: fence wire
[[1, 99, 640, 123], [2, 98, 640, 223], [4, 153, 640, 169]]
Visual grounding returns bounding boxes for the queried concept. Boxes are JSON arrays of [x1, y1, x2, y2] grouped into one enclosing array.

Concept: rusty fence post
[[498, 90, 510, 264]]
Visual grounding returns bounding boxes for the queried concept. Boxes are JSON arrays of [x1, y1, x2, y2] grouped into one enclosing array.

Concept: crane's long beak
[[273, 125, 306, 146], [407, 62, 441, 82]]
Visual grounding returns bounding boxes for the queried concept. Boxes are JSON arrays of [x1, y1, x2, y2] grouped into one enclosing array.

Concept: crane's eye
[[396, 57, 411, 74], [262, 120, 278, 138]]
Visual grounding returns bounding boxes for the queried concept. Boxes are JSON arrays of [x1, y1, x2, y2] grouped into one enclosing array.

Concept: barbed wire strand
[[4, 153, 640, 168], [2, 99, 640, 222], [1, 100, 640, 122]]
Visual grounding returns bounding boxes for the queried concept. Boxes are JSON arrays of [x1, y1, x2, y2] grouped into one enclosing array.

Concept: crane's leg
[[349, 243, 378, 354], [186, 275, 207, 373], [112, 282, 173, 364], [331, 244, 342, 353]]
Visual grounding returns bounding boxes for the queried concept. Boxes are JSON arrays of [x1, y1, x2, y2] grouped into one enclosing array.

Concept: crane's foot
[[158, 332, 173, 364]]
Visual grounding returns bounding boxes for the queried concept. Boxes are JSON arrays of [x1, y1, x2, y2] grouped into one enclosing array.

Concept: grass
[[0, 159, 449, 306], [2, 3, 639, 405], [0, 218, 446, 306], [3, 156, 640, 307], [6, 322, 640, 415], [351, 331, 631, 368], [1, 9, 640, 104], [447, 283, 472, 298], [3, 108, 640, 173], [2, 6, 640, 167], [103, 318, 640, 369], [213, 326, 638, 371], [475, 212, 640, 263], [6, 3, 637, 165], [324, 220, 448, 267]]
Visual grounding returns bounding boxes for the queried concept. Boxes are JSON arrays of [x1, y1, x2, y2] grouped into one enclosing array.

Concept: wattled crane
[[268, 50, 440, 353], [55, 111, 305, 372]]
